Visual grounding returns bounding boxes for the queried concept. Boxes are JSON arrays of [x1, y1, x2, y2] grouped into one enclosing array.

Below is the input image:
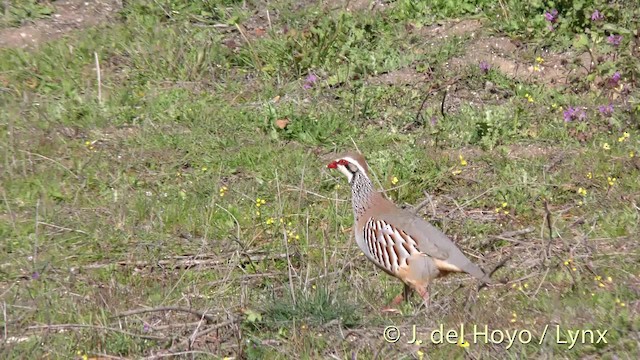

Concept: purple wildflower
[[563, 107, 586, 122], [544, 9, 558, 23], [31, 272, 40, 280], [479, 61, 490, 73], [598, 104, 614, 117], [609, 71, 621, 86], [591, 10, 603, 21], [303, 73, 318, 89], [607, 35, 622, 46], [143, 323, 151, 332], [430, 116, 438, 126]]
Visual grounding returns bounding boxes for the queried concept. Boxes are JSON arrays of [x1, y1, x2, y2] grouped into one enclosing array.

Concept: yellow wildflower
[[607, 176, 616, 186], [452, 169, 462, 175], [391, 176, 399, 185], [502, 202, 508, 208], [266, 217, 275, 225], [577, 187, 587, 196], [630, 151, 635, 158], [459, 154, 467, 166], [586, 172, 592, 179], [533, 65, 541, 72], [602, 143, 610, 150], [536, 56, 544, 64], [457, 338, 470, 348]]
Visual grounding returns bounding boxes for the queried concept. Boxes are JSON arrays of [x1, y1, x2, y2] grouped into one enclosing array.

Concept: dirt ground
[[1, 2, 589, 90], [0, 0, 122, 49]]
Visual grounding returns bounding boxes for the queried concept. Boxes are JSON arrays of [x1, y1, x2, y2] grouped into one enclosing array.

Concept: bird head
[[327, 152, 369, 184]]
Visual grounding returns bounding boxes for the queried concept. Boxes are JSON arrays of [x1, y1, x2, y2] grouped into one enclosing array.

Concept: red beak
[[327, 161, 338, 169]]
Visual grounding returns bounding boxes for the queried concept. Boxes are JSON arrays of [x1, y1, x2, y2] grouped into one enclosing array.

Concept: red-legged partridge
[[327, 152, 494, 310]]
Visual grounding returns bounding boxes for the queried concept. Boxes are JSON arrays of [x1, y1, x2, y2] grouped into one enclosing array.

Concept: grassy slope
[[1, 0, 639, 359]]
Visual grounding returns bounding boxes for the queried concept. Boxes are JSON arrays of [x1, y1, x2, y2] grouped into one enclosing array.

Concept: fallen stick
[[26, 323, 169, 341], [84, 252, 291, 270], [115, 306, 217, 324]]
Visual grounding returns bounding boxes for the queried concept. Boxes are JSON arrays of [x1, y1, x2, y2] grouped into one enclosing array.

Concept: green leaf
[[572, 34, 589, 49], [244, 309, 262, 323], [602, 24, 632, 35]]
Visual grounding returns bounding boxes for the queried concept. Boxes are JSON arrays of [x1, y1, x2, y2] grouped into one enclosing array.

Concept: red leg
[[415, 285, 430, 309], [381, 284, 413, 313]]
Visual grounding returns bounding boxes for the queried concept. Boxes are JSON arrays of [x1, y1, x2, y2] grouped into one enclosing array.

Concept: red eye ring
[[338, 159, 350, 166]]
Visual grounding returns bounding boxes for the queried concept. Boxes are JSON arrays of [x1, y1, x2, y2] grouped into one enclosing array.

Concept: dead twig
[[143, 350, 221, 359], [412, 190, 436, 218], [440, 89, 447, 118], [37, 221, 88, 235], [543, 199, 553, 260], [115, 306, 217, 324], [84, 252, 291, 270], [477, 257, 510, 291], [479, 227, 535, 247], [94, 52, 102, 105], [171, 319, 236, 351], [26, 323, 169, 341]]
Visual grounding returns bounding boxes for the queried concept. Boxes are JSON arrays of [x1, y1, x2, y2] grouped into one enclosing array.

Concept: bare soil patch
[[445, 34, 591, 87], [0, 0, 121, 49], [370, 19, 591, 89]]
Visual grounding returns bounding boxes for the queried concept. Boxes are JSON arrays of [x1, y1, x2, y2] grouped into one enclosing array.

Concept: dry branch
[[26, 323, 169, 341], [115, 306, 217, 323], [84, 252, 291, 270]]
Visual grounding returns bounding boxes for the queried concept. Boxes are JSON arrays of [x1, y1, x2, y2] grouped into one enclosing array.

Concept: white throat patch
[[337, 165, 354, 183]]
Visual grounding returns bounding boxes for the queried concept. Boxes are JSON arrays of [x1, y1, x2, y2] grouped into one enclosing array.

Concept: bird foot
[[380, 292, 405, 314], [380, 307, 402, 314]]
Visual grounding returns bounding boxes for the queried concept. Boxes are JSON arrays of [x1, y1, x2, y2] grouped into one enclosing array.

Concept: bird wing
[[375, 205, 492, 283]]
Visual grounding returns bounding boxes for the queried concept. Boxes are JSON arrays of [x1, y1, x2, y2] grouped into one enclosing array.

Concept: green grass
[[0, 0, 54, 28], [1, 0, 639, 359]]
